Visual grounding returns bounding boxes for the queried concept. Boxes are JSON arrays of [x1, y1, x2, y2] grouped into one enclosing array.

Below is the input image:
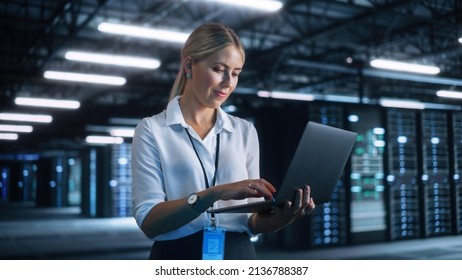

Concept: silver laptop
[[207, 121, 357, 214]]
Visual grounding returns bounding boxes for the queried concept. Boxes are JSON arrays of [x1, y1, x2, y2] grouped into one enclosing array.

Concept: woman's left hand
[[272, 185, 316, 224], [248, 185, 316, 234]]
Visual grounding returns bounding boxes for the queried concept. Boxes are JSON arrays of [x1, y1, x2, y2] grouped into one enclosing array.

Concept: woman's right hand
[[214, 179, 276, 201], [140, 179, 275, 239]]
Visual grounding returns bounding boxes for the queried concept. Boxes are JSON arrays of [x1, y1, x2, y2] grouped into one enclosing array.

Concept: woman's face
[[187, 45, 244, 110]]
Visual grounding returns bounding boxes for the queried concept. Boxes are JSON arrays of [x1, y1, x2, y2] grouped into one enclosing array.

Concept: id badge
[[202, 226, 226, 260]]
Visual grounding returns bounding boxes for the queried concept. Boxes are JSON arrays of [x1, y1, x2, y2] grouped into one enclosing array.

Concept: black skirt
[[149, 230, 257, 260]]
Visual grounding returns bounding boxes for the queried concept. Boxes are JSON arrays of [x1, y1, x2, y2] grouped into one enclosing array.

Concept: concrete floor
[[1, 202, 462, 260]]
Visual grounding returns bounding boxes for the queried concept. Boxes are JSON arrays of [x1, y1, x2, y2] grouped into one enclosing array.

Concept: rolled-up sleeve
[[131, 118, 165, 229]]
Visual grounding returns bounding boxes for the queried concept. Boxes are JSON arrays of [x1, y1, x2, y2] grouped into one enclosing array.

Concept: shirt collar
[[164, 96, 234, 133], [165, 96, 187, 128]]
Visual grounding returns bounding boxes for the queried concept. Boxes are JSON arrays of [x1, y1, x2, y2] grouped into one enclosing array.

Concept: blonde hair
[[168, 22, 245, 101]]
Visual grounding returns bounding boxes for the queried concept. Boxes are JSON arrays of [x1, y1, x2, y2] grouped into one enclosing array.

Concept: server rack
[[421, 111, 452, 236], [452, 112, 462, 233], [36, 156, 68, 207], [53, 156, 67, 207], [386, 109, 421, 240], [36, 158, 53, 207], [7, 161, 24, 202], [81, 147, 112, 217], [348, 107, 387, 243], [67, 157, 82, 206], [0, 166, 9, 201], [20, 162, 37, 202], [81, 144, 133, 218], [110, 143, 133, 217], [308, 103, 348, 247]]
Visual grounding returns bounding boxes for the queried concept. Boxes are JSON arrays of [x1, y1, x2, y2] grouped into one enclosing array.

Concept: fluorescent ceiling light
[[15, 97, 80, 109], [459, 38, 462, 44], [65, 51, 161, 69], [98, 22, 189, 43], [0, 124, 33, 133], [0, 133, 19, 140], [110, 128, 135, 138], [257, 90, 315, 101], [323, 94, 360, 103], [203, 0, 283, 12], [109, 117, 141, 126], [85, 135, 124, 144], [0, 113, 52, 123], [422, 102, 461, 110], [370, 59, 440, 75], [44, 71, 126, 86], [436, 90, 462, 99], [379, 98, 425, 110]]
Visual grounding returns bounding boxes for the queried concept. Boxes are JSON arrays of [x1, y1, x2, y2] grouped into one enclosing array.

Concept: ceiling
[[1, 0, 462, 153]]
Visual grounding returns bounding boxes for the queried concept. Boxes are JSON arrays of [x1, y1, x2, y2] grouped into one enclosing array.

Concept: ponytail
[[169, 66, 187, 101]]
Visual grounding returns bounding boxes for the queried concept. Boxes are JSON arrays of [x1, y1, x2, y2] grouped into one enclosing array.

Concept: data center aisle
[[2, 202, 462, 260], [256, 236, 462, 260], [0, 202, 152, 260]]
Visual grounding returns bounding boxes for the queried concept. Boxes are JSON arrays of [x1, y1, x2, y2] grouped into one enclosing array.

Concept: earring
[[186, 73, 192, 79]]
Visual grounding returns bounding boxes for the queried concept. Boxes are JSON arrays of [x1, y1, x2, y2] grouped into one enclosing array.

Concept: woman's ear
[[183, 57, 192, 74]]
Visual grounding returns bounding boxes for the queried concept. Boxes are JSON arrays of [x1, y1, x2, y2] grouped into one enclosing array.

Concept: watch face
[[188, 193, 198, 205]]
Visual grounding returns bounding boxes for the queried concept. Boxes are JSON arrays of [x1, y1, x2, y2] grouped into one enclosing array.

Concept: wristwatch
[[187, 192, 200, 211]]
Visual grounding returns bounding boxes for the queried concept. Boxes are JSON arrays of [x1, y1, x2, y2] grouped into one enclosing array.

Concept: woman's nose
[[221, 71, 231, 87]]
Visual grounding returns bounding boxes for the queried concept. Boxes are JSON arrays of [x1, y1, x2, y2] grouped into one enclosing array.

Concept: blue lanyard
[[185, 129, 220, 189], [185, 128, 220, 220]]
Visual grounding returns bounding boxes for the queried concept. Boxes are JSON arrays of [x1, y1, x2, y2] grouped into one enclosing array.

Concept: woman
[[132, 22, 315, 260]]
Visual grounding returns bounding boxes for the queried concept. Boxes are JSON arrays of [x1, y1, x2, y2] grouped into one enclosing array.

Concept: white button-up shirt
[[132, 96, 262, 241]]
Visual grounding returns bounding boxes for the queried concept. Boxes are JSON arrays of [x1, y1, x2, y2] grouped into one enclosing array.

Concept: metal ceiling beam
[[249, 0, 418, 59], [288, 59, 462, 87]]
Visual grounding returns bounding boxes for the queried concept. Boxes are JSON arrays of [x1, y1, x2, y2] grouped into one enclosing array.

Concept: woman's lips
[[215, 90, 228, 98]]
